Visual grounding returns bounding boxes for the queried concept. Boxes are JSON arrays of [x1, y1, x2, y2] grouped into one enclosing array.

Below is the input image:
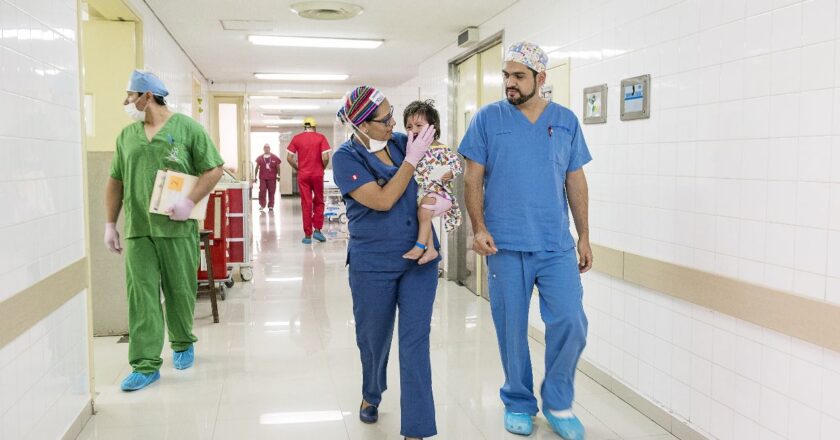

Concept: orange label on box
[[167, 175, 184, 192]]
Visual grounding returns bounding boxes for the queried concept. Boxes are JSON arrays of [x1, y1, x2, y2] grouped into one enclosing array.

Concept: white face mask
[[362, 132, 389, 153], [339, 111, 389, 153], [124, 98, 146, 122]]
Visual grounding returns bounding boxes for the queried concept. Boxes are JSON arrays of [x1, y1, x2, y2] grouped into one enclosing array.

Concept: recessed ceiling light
[[260, 119, 305, 125], [254, 73, 348, 81], [260, 104, 320, 110], [264, 90, 338, 94], [265, 125, 280, 128], [250, 95, 279, 100], [249, 35, 382, 49], [290, 2, 363, 20]]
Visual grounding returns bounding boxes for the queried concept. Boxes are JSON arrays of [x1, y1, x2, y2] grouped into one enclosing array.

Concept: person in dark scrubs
[[332, 86, 438, 440]]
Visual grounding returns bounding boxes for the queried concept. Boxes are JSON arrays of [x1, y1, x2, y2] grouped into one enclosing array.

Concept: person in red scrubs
[[287, 117, 331, 243], [254, 143, 281, 211]]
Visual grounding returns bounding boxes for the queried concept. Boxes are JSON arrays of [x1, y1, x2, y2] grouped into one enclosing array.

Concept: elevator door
[[453, 43, 503, 298], [454, 54, 479, 295]]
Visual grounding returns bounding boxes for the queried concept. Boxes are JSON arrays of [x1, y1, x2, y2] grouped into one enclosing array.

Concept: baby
[[402, 100, 463, 264]]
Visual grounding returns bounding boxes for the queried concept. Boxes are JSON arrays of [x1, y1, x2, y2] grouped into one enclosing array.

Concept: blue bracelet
[[414, 242, 427, 250]]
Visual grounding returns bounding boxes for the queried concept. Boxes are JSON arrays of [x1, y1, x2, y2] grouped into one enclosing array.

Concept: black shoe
[[359, 401, 378, 424]]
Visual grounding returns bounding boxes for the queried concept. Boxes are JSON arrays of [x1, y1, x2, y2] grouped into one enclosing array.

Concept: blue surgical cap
[[126, 70, 169, 97]]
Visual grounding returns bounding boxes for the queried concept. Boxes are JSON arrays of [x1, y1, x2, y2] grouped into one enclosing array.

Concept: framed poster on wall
[[582, 84, 607, 124], [620, 74, 651, 121]]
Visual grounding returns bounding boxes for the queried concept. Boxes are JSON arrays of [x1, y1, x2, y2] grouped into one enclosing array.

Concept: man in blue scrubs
[[460, 42, 593, 439]]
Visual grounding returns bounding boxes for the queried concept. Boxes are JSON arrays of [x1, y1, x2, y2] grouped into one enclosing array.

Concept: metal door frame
[[446, 31, 503, 297]]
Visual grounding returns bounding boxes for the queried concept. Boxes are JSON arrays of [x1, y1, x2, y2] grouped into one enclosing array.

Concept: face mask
[[339, 111, 388, 152], [353, 129, 388, 152], [364, 134, 389, 153], [124, 98, 146, 122]]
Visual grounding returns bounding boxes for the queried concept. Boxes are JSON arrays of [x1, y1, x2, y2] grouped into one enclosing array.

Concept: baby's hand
[[441, 172, 454, 183]]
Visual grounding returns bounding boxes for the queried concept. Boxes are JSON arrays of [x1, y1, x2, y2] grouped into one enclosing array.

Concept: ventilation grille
[[290, 2, 363, 21]]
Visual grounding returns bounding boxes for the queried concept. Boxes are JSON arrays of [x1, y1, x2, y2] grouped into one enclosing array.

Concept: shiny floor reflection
[[79, 196, 674, 439]]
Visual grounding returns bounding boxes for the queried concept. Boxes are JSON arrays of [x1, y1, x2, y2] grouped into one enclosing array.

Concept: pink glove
[[168, 198, 195, 221], [104, 222, 122, 254], [420, 193, 453, 217], [404, 124, 436, 167]]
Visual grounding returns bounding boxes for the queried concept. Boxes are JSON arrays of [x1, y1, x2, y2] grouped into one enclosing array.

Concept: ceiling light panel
[[248, 35, 382, 49], [254, 73, 349, 81], [260, 104, 321, 110]]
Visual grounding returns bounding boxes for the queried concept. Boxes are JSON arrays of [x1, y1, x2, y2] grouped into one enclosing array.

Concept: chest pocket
[[548, 126, 571, 173]]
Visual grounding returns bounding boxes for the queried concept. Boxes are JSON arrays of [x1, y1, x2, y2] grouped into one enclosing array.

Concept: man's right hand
[[104, 222, 122, 254], [473, 228, 498, 256]]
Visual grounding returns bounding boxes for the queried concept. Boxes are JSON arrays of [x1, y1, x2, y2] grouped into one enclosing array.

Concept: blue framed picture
[[620, 74, 651, 121]]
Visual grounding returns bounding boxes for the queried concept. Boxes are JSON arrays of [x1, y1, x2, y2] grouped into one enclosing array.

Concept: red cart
[[198, 190, 232, 299]]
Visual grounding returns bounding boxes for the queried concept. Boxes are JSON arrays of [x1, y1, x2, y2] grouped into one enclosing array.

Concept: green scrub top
[[110, 113, 224, 239]]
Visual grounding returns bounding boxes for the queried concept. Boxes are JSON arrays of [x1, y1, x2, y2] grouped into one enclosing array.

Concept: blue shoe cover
[[544, 411, 585, 440], [120, 371, 160, 392], [312, 231, 326, 242], [302, 237, 312, 244], [504, 410, 533, 435], [174, 345, 194, 370]]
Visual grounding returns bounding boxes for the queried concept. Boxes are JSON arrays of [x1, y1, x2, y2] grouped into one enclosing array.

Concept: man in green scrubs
[[104, 70, 224, 391]]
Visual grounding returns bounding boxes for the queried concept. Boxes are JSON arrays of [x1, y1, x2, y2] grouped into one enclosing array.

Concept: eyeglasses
[[369, 106, 394, 125]]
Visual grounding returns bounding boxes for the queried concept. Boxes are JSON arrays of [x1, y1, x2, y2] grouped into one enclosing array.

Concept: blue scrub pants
[[487, 249, 588, 415], [349, 262, 438, 438]]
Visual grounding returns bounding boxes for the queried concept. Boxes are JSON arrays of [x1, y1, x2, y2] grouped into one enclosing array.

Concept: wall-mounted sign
[[620, 74, 651, 121], [583, 84, 607, 124]]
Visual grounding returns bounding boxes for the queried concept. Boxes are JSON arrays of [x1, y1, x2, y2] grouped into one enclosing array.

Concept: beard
[[506, 84, 537, 105]]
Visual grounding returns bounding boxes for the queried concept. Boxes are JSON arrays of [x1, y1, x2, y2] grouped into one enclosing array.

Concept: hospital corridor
[[78, 198, 675, 439], [3, 0, 840, 440]]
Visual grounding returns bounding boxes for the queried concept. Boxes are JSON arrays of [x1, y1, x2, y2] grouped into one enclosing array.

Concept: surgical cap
[[126, 70, 169, 97], [504, 41, 548, 73], [337, 86, 385, 126]]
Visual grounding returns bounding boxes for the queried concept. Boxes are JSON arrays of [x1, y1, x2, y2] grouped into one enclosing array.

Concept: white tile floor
[[77, 197, 677, 440]]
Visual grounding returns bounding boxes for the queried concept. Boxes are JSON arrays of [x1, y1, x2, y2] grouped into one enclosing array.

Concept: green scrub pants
[[124, 236, 200, 373]]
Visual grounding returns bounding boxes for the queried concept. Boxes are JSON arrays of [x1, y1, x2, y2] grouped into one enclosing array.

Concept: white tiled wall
[[0, 0, 91, 438], [0, 0, 86, 302], [123, 0, 209, 126], [584, 272, 840, 439], [0, 292, 90, 440], [408, 0, 840, 438], [557, 0, 840, 302]]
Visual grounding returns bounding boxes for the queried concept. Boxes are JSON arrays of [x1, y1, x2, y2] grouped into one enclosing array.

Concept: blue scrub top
[[458, 100, 592, 252], [333, 132, 440, 272]]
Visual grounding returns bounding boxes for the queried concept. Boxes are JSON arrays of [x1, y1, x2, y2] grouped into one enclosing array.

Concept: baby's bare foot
[[418, 247, 439, 265], [403, 244, 425, 260]]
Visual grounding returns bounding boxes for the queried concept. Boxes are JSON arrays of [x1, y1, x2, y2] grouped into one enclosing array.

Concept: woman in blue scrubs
[[332, 86, 439, 440]]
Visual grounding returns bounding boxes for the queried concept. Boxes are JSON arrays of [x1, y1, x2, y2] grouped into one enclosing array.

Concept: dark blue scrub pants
[[349, 262, 438, 438], [487, 249, 588, 415]]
